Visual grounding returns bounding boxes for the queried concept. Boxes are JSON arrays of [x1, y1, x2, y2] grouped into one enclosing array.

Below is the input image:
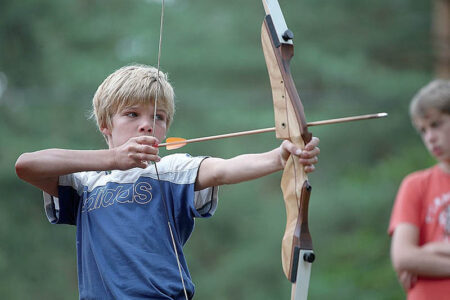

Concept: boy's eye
[[430, 120, 441, 129], [155, 113, 166, 121], [126, 112, 138, 117]]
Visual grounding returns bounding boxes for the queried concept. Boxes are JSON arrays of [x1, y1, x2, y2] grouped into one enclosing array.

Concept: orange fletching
[[164, 137, 187, 150]]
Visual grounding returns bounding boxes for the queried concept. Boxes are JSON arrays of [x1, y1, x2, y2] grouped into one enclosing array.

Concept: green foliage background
[[0, 0, 437, 299]]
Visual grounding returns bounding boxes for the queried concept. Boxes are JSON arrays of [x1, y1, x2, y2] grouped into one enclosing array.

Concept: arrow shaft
[[159, 127, 276, 147], [307, 112, 387, 127], [158, 112, 387, 148]]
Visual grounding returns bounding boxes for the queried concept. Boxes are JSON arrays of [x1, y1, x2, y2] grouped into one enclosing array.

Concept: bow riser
[[261, 2, 314, 289], [279, 45, 312, 144], [261, 21, 292, 139], [261, 17, 311, 144], [290, 181, 313, 279], [280, 152, 313, 283]]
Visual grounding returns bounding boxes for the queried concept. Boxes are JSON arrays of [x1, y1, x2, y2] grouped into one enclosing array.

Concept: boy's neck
[[438, 162, 450, 174]]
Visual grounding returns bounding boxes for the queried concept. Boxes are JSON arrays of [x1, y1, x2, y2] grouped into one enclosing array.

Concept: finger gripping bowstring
[[152, 1, 189, 299]]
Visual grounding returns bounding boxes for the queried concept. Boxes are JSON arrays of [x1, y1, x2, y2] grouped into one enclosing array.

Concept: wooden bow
[[261, 1, 314, 299]]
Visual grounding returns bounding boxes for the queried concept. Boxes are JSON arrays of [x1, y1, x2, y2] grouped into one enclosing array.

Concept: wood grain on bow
[[261, 0, 314, 299]]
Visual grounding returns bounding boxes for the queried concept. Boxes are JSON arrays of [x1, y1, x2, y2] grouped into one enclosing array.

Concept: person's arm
[[391, 223, 450, 287], [422, 241, 450, 257], [195, 138, 319, 190], [15, 136, 160, 197]]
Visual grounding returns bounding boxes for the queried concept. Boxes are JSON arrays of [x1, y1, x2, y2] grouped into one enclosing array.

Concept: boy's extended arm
[[195, 138, 319, 190], [15, 136, 160, 197], [16, 149, 115, 196], [391, 223, 450, 281]]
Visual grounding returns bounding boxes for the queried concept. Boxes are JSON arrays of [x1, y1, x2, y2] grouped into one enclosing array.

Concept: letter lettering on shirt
[[133, 182, 153, 205], [82, 187, 103, 212], [93, 187, 106, 210], [102, 185, 123, 208], [116, 185, 132, 204]]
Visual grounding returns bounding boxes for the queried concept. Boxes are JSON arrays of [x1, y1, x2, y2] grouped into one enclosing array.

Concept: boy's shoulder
[[158, 153, 206, 172], [402, 165, 443, 187]]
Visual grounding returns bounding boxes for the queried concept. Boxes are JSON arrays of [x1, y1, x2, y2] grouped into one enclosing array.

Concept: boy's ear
[[100, 126, 111, 136]]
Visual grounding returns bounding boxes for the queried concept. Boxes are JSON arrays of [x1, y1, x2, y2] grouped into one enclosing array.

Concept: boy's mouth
[[431, 146, 443, 157]]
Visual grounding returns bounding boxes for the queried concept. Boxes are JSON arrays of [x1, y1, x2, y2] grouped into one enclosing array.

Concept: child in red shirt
[[389, 79, 450, 299]]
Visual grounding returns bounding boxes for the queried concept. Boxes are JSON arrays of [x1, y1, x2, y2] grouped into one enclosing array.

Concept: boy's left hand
[[280, 137, 320, 173]]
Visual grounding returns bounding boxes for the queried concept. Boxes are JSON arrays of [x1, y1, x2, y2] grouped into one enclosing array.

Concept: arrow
[[158, 112, 387, 150]]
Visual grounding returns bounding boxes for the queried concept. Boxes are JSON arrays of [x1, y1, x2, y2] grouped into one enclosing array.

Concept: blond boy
[[16, 64, 320, 299], [389, 79, 450, 299]]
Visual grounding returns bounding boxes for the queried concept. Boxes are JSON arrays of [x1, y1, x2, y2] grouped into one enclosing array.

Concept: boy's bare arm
[[422, 241, 450, 257], [391, 223, 450, 279], [15, 136, 160, 197], [195, 138, 319, 190]]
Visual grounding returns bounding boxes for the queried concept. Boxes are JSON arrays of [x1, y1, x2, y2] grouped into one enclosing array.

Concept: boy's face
[[101, 102, 168, 149], [413, 108, 450, 164]]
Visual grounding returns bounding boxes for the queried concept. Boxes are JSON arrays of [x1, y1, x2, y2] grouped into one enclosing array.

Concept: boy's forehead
[[118, 97, 151, 107], [118, 101, 167, 112], [413, 108, 444, 124], [422, 108, 443, 119]]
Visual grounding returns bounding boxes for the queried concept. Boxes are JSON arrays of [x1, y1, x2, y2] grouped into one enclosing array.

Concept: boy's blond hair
[[92, 64, 175, 133], [410, 79, 450, 119]]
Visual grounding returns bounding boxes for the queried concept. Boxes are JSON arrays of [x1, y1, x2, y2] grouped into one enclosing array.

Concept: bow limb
[[261, 1, 314, 299]]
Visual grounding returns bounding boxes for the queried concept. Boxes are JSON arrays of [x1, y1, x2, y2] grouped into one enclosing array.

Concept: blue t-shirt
[[43, 153, 218, 299]]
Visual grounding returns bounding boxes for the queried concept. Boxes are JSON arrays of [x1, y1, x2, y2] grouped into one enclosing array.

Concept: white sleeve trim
[[43, 191, 60, 224], [194, 186, 219, 217]]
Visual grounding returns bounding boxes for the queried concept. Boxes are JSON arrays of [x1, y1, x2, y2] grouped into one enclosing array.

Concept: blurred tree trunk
[[433, 0, 450, 78]]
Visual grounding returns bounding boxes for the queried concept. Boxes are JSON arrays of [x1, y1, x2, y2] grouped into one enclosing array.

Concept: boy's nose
[[425, 130, 437, 144], [139, 122, 153, 133]]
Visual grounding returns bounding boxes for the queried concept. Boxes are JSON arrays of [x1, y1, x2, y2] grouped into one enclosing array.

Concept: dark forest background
[[0, 0, 443, 299]]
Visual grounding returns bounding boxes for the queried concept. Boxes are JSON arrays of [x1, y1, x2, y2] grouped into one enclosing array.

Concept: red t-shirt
[[389, 165, 450, 299]]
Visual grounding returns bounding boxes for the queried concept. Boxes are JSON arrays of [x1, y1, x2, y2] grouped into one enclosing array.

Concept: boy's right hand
[[112, 136, 161, 170]]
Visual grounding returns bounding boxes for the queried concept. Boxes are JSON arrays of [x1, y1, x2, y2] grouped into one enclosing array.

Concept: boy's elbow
[[391, 248, 417, 272], [15, 153, 32, 180], [391, 255, 404, 272]]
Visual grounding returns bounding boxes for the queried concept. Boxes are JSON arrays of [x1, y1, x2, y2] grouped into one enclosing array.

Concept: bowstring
[[152, 1, 189, 299]]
